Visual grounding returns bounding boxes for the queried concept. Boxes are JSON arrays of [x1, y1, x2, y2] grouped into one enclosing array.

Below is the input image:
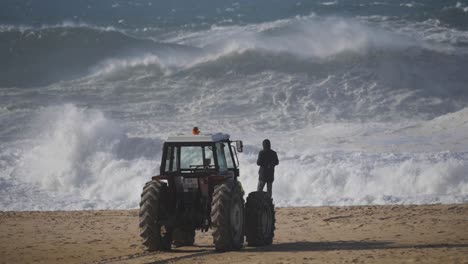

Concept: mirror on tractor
[[236, 140, 243, 152]]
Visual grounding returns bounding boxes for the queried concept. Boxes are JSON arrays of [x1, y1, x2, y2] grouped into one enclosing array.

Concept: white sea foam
[[241, 151, 468, 207], [239, 109, 468, 206], [0, 105, 159, 210], [0, 21, 122, 33], [91, 54, 170, 76], [1, 105, 467, 210], [320, 1, 338, 6], [452, 2, 468, 13]]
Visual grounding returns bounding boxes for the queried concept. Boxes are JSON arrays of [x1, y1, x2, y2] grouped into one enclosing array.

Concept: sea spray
[[1, 105, 158, 210], [1, 105, 467, 210]]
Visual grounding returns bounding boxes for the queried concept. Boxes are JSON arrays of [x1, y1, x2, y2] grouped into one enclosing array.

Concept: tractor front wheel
[[211, 180, 245, 252]]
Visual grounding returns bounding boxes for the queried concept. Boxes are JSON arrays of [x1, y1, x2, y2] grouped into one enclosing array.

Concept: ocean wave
[[2, 14, 466, 88], [0, 105, 160, 210], [1, 104, 467, 210], [164, 16, 429, 53], [0, 25, 192, 87], [0, 21, 124, 34], [88, 45, 468, 121], [271, 151, 468, 206], [2, 14, 467, 126], [88, 15, 466, 77], [444, 2, 468, 13], [358, 16, 468, 47]]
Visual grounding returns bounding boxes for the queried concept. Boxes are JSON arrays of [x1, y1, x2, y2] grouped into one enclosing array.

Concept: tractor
[[139, 132, 275, 252]]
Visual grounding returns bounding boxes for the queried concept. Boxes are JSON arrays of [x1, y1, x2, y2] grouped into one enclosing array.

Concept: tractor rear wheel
[[245, 191, 275, 246], [211, 180, 245, 252], [139, 180, 172, 251]]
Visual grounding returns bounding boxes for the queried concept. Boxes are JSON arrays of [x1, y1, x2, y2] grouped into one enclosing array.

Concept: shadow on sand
[[144, 241, 468, 264]]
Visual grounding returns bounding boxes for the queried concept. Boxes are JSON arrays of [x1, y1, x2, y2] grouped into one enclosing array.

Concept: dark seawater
[[1, 0, 468, 210]]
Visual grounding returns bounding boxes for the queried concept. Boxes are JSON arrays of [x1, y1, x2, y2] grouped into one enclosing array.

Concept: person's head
[[262, 139, 271, 150]]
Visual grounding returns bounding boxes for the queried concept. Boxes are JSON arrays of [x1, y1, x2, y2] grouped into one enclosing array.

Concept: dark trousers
[[257, 180, 272, 198]]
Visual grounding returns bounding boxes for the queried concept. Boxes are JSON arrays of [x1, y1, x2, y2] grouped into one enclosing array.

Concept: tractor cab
[[157, 133, 243, 180]]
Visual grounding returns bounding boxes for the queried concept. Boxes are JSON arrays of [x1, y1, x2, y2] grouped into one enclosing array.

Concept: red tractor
[[139, 133, 275, 252]]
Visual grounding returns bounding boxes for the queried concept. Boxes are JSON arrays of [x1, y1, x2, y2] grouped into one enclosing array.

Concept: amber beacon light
[[192, 127, 200, 135]]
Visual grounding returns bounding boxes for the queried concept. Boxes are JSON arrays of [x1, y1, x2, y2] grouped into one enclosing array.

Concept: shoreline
[[1, 203, 467, 263], [3, 201, 467, 212]]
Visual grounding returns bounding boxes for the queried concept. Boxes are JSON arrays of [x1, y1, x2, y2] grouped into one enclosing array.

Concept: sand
[[1, 204, 467, 264]]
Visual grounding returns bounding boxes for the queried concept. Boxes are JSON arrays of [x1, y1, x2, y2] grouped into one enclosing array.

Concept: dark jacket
[[257, 139, 279, 182]]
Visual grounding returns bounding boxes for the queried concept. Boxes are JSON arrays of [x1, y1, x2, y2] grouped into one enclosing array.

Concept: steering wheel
[[189, 165, 215, 169], [189, 165, 205, 169]]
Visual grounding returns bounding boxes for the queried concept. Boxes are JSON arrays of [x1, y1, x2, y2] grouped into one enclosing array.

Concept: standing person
[[257, 139, 279, 198]]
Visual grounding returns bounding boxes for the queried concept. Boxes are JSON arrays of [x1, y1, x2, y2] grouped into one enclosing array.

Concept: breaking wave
[[0, 24, 193, 87], [1, 1, 468, 210], [0, 105, 162, 210], [1, 105, 467, 210], [3, 15, 468, 88]]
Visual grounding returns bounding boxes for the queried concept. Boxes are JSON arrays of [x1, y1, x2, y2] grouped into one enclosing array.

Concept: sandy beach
[[2, 0, 468, 262], [1, 203, 467, 264]]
